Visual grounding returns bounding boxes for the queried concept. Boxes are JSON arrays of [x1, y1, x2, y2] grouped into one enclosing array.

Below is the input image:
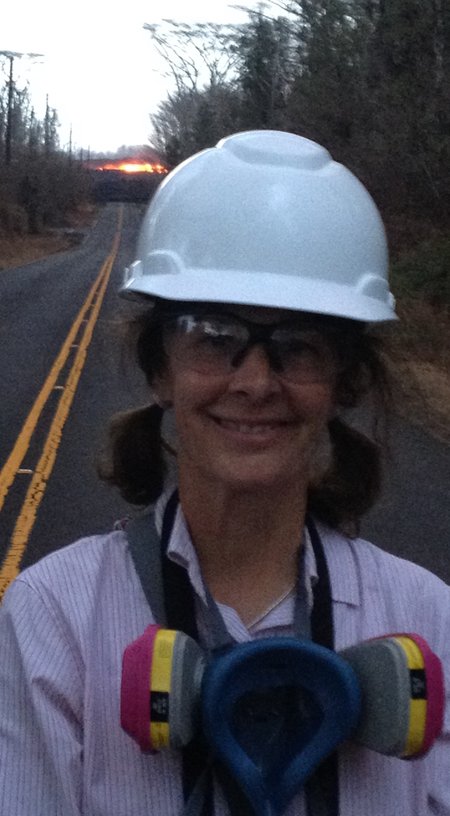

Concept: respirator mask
[[121, 626, 443, 816]]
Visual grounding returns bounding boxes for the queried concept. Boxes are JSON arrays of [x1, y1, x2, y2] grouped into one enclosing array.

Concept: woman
[[0, 130, 449, 816]]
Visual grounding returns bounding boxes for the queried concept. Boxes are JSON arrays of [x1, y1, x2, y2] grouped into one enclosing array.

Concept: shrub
[[390, 236, 450, 306], [0, 201, 27, 235]]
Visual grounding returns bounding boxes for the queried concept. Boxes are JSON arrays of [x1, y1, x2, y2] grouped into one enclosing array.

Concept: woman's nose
[[228, 344, 281, 397]]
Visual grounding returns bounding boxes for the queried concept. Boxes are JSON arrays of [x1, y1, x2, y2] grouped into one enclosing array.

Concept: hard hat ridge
[[216, 129, 331, 171]]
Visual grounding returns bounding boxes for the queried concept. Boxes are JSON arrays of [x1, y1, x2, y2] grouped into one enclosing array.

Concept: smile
[[214, 417, 291, 435]]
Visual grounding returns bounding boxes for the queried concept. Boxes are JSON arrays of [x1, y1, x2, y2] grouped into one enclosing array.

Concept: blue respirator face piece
[[230, 684, 323, 770], [201, 639, 361, 815]]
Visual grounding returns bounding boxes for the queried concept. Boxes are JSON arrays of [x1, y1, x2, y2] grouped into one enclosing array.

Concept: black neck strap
[[153, 493, 338, 816], [304, 516, 339, 816], [307, 515, 334, 649], [160, 490, 199, 640]]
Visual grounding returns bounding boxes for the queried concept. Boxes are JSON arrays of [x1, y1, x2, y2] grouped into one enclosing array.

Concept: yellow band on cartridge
[[394, 636, 427, 757], [150, 629, 177, 749]]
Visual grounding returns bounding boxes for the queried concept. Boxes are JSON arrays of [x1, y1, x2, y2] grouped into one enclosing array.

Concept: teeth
[[220, 420, 279, 434]]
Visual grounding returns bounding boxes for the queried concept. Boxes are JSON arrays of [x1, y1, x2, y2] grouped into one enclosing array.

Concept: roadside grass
[[383, 229, 450, 443], [0, 203, 97, 271], [390, 232, 450, 306], [382, 299, 450, 443], [0, 232, 78, 270]]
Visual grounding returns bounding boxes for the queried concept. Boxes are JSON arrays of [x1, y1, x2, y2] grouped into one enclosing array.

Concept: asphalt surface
[[0, 203, 147, 571], [362, 418, 450, 582], [0, 202, 449, 588]]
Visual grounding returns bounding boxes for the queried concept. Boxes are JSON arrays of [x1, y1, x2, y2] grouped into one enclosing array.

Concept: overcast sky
[[2, 1, 259, 153]]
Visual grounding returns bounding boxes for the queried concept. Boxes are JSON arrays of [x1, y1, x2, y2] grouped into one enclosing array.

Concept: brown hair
[[98, 301, 392, 534]]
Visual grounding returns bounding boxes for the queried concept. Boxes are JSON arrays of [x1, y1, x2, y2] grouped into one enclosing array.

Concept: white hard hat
[[121, 130, 396, 322]]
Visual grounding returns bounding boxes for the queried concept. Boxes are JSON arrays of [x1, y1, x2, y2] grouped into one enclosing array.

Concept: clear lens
[[163, 314, 337, 383], [167, 315, 248, 372], [270, 327, 336, 383]]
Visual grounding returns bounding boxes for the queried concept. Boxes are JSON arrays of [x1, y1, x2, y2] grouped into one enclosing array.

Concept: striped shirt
[[1, 501, 449, 815]]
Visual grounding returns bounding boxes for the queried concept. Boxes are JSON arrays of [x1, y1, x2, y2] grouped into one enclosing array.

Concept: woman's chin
[[198, 455, 305, 495]]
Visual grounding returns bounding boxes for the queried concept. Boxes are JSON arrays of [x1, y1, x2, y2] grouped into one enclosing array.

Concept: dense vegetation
[[147, 1, 450, 306], [0, 61, 90, 235]]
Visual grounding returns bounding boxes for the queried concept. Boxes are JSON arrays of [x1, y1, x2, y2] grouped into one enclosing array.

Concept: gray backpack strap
[[126, 511, 232, 649], [126, 513, 168, 626]]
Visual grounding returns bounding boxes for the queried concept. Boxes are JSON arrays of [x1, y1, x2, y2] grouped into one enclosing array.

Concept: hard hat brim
[[120, 265, 397, 323]]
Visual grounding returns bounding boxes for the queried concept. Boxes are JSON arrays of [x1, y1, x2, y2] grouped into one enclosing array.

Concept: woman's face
[[154, 305, 339, 494]]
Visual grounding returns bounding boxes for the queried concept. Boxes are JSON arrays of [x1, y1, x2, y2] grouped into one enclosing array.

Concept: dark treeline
[[148, 1, 450, 245], [0, 61, 90, 235]]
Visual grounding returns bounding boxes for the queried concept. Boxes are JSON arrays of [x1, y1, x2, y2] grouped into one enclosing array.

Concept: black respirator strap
[[160, 490, 199, 641], [308, 517, 334, 650], [305, 516, 338, 816]]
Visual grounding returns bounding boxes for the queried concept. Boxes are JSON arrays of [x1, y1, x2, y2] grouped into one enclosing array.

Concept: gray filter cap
[[168, 632, 206, 748], [341, 638, 412, 756]]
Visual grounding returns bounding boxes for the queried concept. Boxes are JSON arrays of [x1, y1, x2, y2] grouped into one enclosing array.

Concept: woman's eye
[[278, 332, 327, 359], [280, 338, 317, 357]]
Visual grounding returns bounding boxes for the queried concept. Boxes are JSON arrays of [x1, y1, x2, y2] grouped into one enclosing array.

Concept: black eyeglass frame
[[159, 311, 351, 383]]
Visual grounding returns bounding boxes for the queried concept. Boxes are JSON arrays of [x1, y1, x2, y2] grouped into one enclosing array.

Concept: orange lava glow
[[95, 161, 168, 174]]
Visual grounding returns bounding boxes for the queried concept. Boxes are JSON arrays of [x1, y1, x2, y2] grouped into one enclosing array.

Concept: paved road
[[161, 410, 450, 583], [0, 202, 449, 594], [363, 419, 450, 582], [0, 203, 147, 584]]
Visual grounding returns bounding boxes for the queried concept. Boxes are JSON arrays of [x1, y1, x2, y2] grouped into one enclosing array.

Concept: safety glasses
[[161, 313, 341, 384]]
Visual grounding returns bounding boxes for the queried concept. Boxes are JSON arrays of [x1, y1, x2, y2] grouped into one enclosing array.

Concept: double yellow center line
[[0, 208, 123, 599]]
